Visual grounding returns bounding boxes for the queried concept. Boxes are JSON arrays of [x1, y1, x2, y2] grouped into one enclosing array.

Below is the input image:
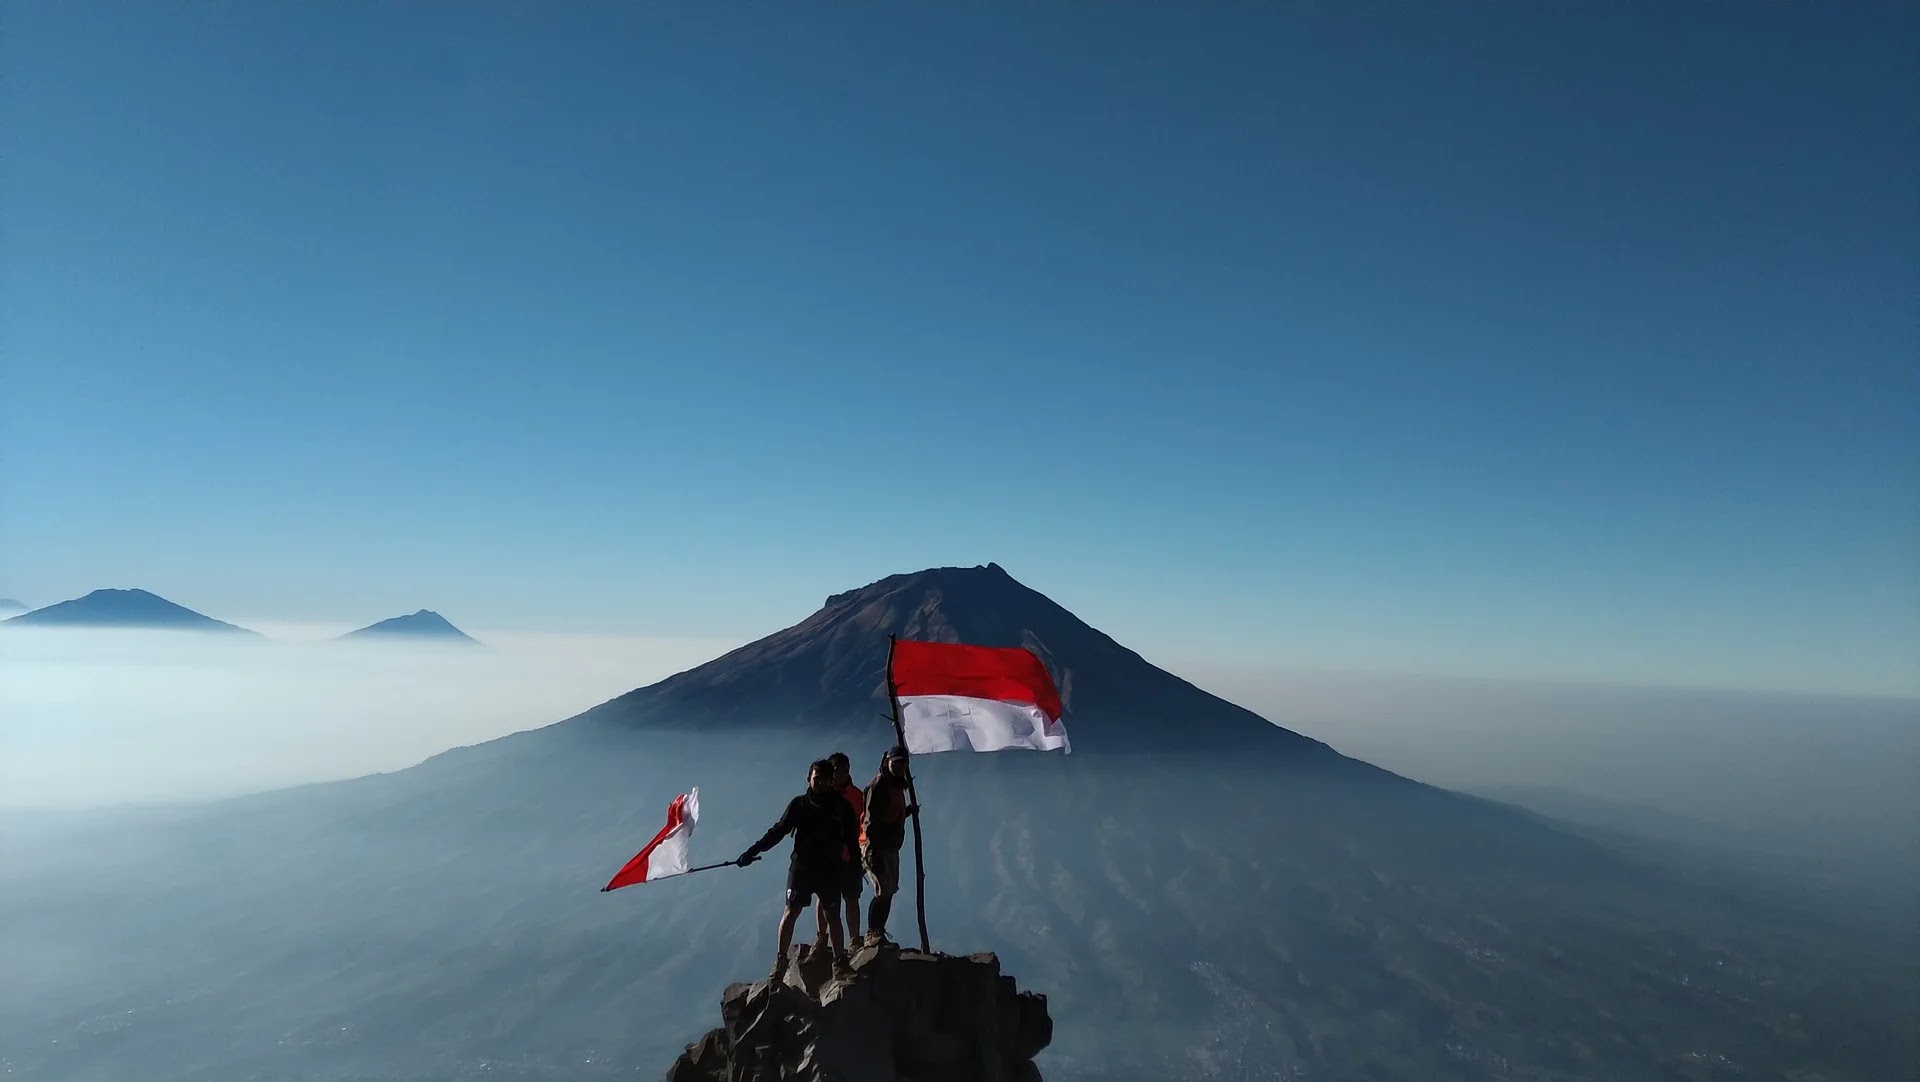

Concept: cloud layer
[[0, 626, 741, 808]]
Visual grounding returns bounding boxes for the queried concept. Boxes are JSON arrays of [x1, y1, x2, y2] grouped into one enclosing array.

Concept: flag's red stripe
[[603, 792, 686, 891], [890, 639, 1062, 721]]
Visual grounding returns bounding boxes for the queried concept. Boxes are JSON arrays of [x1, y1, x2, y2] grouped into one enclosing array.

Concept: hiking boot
[[830, 955, 854, 983]]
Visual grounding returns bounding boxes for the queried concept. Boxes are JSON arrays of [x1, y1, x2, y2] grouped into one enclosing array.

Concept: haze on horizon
[[6, 609, 1913, 905], [0, 623, 736, 809]]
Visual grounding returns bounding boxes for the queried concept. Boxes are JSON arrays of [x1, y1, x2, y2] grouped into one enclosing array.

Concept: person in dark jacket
[[813, 751, 865, 952], [738, 758, 860, 983], [861, 745, 917, 945]]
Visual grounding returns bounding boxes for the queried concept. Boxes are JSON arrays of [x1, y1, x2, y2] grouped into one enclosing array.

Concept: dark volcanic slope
[[577, 562, 1330, 757], [3, 588, 256, 633], [339, 609, 481, 644]]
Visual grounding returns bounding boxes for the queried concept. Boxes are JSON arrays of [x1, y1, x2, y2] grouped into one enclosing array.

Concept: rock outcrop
[[666, 940, 1053, 1082]]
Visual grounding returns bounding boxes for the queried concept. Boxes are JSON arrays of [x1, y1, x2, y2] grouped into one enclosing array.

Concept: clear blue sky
[[4, 3, 1915, 696]]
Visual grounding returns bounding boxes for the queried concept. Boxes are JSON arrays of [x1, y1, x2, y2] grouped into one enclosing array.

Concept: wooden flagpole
[[884, 634, 931, 953]]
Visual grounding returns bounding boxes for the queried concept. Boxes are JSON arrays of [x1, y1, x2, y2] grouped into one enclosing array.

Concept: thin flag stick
[[885, 633, 931, 953], [598, 859, 738, 891]]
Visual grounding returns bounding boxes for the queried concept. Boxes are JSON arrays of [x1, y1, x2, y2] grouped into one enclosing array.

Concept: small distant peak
[[3, 588, 255, 633], [339, 609, 481, 645]]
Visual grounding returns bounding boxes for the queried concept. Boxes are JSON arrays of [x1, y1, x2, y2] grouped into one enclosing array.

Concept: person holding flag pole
[[599, 633, 1068, 972], [600, 766, 860, 988], [736, 758, 861, 985], [880, 633, 1072, 954], [859, 743, 916, 947]]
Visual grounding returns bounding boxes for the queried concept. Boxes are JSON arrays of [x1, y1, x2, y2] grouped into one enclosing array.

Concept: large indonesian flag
[[601, 787, 700, 891], [891, 639, 1070, 754]]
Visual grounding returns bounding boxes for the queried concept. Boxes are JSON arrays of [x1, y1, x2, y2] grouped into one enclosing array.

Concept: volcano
[[2, 565, 1908, 1082], [338, 609, 481, 645], [2, 588, 256, 633], [575, 561, 1332, 758]]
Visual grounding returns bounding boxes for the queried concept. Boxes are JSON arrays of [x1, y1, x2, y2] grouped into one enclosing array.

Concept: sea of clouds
[[0, 624, 743, 809]]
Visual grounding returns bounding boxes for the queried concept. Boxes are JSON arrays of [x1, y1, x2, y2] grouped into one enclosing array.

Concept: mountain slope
[[3, 589, 255, 633], [339, 609, 481, 645], [0, 598, 27, 614], [578, 562, 1331, 757], [2, 566, 1909, 1082]]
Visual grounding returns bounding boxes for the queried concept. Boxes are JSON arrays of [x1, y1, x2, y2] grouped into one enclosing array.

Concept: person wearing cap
[[860, 745, 917, 945]]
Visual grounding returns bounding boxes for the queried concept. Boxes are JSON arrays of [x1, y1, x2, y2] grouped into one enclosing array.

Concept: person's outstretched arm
[[738, 798, 798, 863]]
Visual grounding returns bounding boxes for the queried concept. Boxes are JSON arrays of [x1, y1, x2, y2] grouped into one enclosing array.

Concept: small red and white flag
[[602, 787, 701, 891], [890, 639, 1070, 754]]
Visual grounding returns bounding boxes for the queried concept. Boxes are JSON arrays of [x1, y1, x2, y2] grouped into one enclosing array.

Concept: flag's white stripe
[[898, 695, 1071, 754], [646, 787, 700, 879]]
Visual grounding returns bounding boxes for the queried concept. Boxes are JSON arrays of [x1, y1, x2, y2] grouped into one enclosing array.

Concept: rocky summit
[[667, 941, 1052, 1082]]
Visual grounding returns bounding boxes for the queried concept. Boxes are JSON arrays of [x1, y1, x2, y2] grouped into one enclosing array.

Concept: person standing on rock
[[860, 745, 917, 946], [737, 757, 859, 984], [813, 751, 865, 952]]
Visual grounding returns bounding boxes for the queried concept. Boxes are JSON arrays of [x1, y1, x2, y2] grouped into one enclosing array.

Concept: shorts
[[864, 844, 901, 895], [840, 855, 864, 901], [784, 863, 841, 909]]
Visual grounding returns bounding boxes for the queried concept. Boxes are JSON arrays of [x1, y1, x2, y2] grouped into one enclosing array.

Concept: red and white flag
[[890, 639, 1070, 754], [602, 787, 700, 891]]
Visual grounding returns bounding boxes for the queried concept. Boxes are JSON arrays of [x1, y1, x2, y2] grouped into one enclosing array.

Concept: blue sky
[[4, 3, 1915, 696]]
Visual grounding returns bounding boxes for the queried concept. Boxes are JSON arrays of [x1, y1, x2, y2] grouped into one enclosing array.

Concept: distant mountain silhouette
[[339, 609, 481, 645], [576, 561, 1333, 757], [3, 588, 256, 633], [0, 598, 26, 614]]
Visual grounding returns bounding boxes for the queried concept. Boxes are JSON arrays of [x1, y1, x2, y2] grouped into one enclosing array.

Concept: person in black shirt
[[738, 758, 860, 984]]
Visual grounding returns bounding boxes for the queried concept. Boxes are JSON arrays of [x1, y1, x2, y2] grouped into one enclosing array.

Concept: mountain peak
[[2, 588, 256, 633], [340, 610, 481, 645], [817, 567, 1036, 633], [578, 563, 1334, 757]]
